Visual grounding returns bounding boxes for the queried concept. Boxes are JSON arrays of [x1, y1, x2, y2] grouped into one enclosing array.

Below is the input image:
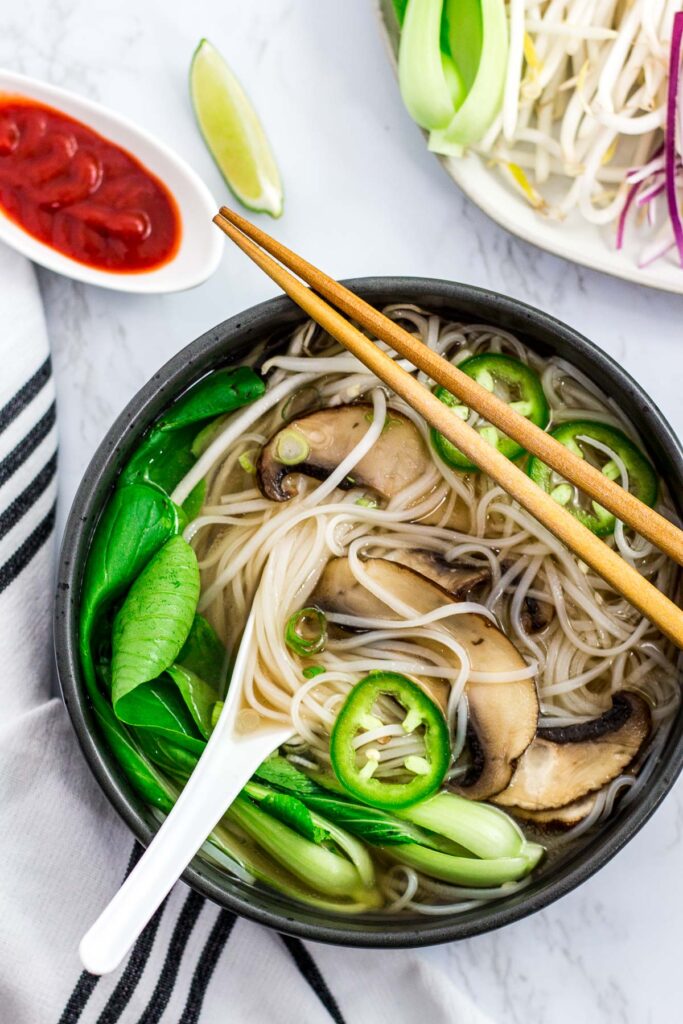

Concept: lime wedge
[[190, 39, 283, 217]]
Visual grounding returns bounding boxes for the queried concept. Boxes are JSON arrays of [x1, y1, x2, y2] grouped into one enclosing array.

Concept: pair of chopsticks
[[213, 206, 683, 650]]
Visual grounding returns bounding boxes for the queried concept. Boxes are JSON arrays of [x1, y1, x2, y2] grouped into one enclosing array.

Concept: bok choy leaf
[[111, 535, 200, 711]]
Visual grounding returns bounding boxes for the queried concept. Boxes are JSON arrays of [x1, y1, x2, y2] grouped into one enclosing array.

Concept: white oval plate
[[0, 70, 223, 293], [377, 1, 683, 296]]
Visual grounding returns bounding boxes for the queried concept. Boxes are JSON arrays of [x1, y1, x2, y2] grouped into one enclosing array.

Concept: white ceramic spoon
[[0, 69, 223, 292], [79, 609, 293, 975]]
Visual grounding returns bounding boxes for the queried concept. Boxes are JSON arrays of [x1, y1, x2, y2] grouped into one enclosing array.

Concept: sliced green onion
[[275, 429, 310, 466], [355, 495, 378, 509], [404, 755, 430, 775], [285, 607, 327, 656], [303, 665, 326, 679], [238, 451, 257, 474]]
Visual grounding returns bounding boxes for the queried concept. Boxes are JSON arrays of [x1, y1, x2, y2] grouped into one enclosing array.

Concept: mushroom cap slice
[[310, 557, 539, 800], [257, 403, 431, 501], [520, 595, 554, 634], [390, 550, 555, 634], [493, 692, 651, 811], [388, 549, 494, 600], [507, 793, 598, 831]]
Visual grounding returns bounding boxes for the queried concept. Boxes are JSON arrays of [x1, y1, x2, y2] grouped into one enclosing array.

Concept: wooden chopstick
[[213, 210, 683, 649], [217, 204, 683, 570]]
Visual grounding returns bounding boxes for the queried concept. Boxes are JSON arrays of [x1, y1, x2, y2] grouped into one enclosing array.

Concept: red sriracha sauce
[[0, 98, 181, 273]]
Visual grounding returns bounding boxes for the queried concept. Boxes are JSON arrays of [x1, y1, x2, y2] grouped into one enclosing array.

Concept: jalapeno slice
[[528, 419, 658, 536], [330, 671, 450, 810], [431, 354, 550, 472]]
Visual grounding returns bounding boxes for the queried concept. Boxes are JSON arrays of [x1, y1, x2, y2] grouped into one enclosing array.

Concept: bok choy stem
[[398, 0, 461, 130], [396, 791, 525, 860], [227, 796, 369, 899], [386, 840, 544, 886], [245, 781, 376, 889]]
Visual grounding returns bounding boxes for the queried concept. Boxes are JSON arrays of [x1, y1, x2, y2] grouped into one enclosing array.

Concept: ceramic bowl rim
[[54, 276, 683, 947]]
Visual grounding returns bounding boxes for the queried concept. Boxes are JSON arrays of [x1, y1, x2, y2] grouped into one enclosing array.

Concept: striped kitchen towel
[[0, 244, 492, 1024]]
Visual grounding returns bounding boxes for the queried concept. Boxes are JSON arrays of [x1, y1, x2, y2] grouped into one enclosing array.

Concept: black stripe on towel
[[280, 935, 346, 1024], [57, 971, 100, 1024], [0, 355, 51, 434], [95, 900, 167, 1024], [0, 501, 56, 595], [57, 846, 143, 1024], [135, 890, 205, 1024], [177, 909, 237, 1024], [0, 451, 57, 541], [0, 400, 56, 487]]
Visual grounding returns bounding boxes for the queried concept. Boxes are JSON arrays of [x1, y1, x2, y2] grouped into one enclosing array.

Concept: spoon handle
[[79, 613, 292, 975]]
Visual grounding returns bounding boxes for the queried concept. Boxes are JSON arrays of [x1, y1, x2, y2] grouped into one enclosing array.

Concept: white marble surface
[[3, 1, 683, 1021]]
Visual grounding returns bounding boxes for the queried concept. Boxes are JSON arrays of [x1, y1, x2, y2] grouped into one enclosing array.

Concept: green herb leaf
[[79, 482, 181, 651], [91, 692, 177, 811], [120, 367, 265, 502], [228, 797, 363, 898], [157, 366, 265, 433], [133, 726, 202, 778], [302, 794, 419, 846], [181, 479, 206, 521], [191, 415, 229, 458], [254, 755, 325, 796], [254, 790, 329, 845], [114, 677, 207, 753], [120, 424, 198, 495], [177, 614, 226, 688], [112, 536, 200, 711], [253, 756, 456, 850], [166, 663, 218, 739]]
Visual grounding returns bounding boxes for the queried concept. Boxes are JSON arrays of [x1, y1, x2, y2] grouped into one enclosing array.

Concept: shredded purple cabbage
[[617, 16, 683, 267]]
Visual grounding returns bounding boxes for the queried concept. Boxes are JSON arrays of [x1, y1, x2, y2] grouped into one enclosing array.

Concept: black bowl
[[54, 277, 683, 947]]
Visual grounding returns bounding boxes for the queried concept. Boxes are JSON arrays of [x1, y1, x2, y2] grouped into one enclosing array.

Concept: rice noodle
[[178, 306, 680, 914]]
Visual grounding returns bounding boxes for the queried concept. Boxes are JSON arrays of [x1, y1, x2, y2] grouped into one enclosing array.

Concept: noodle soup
[[77, 304, 681, 917]]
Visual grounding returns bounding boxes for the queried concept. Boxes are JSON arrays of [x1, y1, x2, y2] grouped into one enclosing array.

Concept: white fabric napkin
[[0, 244, 493, 1024]]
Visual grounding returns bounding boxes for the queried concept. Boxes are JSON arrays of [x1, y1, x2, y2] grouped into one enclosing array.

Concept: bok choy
[[397, 0, 508, 151], [398, 0, 463, 130], [254, 757, 543, 888]]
